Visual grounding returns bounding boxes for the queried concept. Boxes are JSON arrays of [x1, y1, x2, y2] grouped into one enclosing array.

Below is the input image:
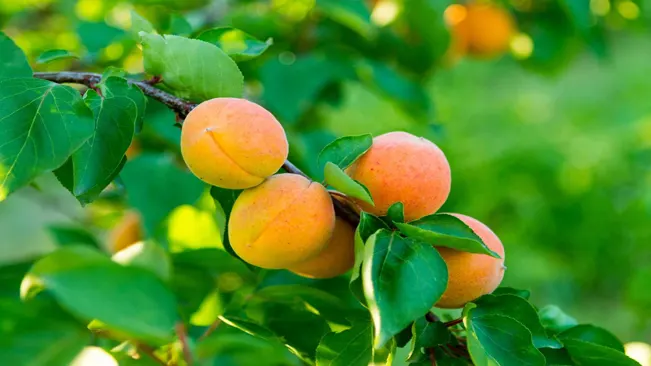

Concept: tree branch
[[137, 344, 168, 366], [34, 71, 360, 226], [175, 322, 193, 366]]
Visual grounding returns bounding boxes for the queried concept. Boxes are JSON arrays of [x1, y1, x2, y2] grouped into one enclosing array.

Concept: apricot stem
[[34, 71, 361, 226], [444, 318, 463, 327]]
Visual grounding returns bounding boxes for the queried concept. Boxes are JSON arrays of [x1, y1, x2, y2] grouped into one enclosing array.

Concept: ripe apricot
[[288, 218, 355, 279], [181, 98, 289, 189], [435, 213, 505, 308], [228, 173, 335, 269], [347, 131, 451, 222], [108, 211, 142, 253], [446, 3, 515, 59]]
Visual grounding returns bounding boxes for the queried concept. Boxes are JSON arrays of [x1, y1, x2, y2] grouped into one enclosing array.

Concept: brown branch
[[175, 322, 193, 366], [428, 347, 437, 366], [137, 344, 168, 366], [198, 317, 222, 342], [444, 318, 463, 327], [425, 311, 439, 323], [34, 71, 361, 227]]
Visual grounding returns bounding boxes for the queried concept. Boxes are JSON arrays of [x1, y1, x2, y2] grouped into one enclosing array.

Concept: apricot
[[435, 213, 505, 308], [108, 211, 142, 253], [346, 131, 451, 222], [288, 218, 355, 279], [181, 98, 289, 189], [228, 173, 335, 269], [446, 3, 515, 59]]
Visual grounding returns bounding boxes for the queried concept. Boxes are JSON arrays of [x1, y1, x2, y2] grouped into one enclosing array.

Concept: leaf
[[0, 32, 32, 80], [0, 298, 89, 366], [196, 331, 297, 366], [464, 304, 546, 366], [112, 241, 172, 281], [140, 33, 243, 102], [408, 317, 452, 361], [21, 246, 178, 344], [559, 324, 624, 352], [538, 305, 578, 334], [395, 213, 500, 257], [400, 0, 451, 73], [36, 49, 78, 64], [219, 315, 279, 340], [563, 339, 640, 366], [316, 0, 375, 39], [121, 153, 205, 236], [0, 78, 95, 200], [317, 134, 372, 171], [386, 202, 405, 223], [167, 14, 192, 36], [196, 27, 272, 62], [350, 212, 390, 305], [316, 322, 373, 366], [471, 294, 562, 349], [362, 230, 448, 348], [48, 225, 100, 248], [324, 162, 373, 205], [62, 77, 146, 202], [209, 186, 242, 258], [99, 76, 147, 132], [129, 10, 154, 38], [492, 287, 531, 300], [76, 21, 124, 54], [358, 212, 390, 242]]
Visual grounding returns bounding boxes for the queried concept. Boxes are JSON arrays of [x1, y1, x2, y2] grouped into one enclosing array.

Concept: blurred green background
[[1, 0, 650, 349]]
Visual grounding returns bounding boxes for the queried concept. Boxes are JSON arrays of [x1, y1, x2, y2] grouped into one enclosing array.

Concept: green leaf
[[140, 33, 243, 102], [121, 153, 205, 235], [400, 0, 451, 73], [99, 76, 147, 132], [362, 230, 448, 348], [492, 287, 531, 300], [129, 10, 154, 39], [317, 134, 372, 171], [350, 212, 390, 305], [196, 330, 298, 366], [0, 32, 32, 80], [36, 49, 78, 64], [0, 78, 94, 200], [48, 225, 100, 248], [464, 304, 545, 366], [209, 186, 242, 258], [0, 298, 89, 366], [408, 317, 452, 361], [22, 246, 178, 344], [395, 213, 500, 257], [220, 315, 279, 340], [196, 27, 272, 62], [563, 339, 640, 366], [112, 241, 172, 281], [316, 321, 373, 366], [316, 0, 375, 39], [358, 212, 390, 242], [324, 162, 373, 205], [167, 14, 192, 36], [77, 21, 124, 54], [471, 294, 562, 349], [386, 202, 405, 223], [538, 305, 578, 334], [62, 77, 146, 203], [539, 348, 574, 366], [559, 324, 624, 352]]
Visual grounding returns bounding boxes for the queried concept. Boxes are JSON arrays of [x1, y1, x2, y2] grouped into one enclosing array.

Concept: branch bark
[[34, 71, 360, 225]]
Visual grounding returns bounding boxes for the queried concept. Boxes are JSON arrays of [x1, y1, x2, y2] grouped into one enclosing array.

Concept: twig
[[175, 322, 193, 366], [428, 347, 437, 366], [444, 318, 463, 327], [425, 311, 439, 323], [198, 317, 222, 342], [144, 75, 162, 85], [34, 71, 362, 227], [137, 344, 168, 366]]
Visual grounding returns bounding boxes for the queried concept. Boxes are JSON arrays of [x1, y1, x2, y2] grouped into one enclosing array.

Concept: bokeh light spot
[[444, 4, 467, 26], [617, 1, 640, 19], [371, 0, 400, 27], [510, 33, 534, 60], [590, 0, 611, 16]]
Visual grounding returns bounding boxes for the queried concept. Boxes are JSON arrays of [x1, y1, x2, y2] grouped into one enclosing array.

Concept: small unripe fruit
[[181, 98, 289, 189], [347, 131, 451, 222], [108, 211, 142, 253], [288, 218, 355, 279], [228, 174, 335, 269], [446, 3, 515, 59], [435, 214, 505, 308]]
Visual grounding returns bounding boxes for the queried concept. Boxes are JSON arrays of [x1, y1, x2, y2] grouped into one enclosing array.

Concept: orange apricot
[[446, 3, 515, 59], [228, 174, 335, 269], [435, 213, 505, 308], [181, 98, 288, 189], [288, 218, 356, 279], [108, 211, 143, 253], [347, 131, 451, 222]]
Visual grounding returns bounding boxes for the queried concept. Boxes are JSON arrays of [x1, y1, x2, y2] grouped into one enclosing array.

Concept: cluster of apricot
[[109, 97, 506, 308]]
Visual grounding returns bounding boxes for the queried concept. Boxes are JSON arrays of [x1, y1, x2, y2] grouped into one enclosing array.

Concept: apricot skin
[[435, 214, 505, 309], [347, 131, 451, 222], [228, 174, 335, 269], [181, 98, 289, 189], [448, 3, 515, 59], [288, 218, 355, 279], [108, 211, 142, 253]]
